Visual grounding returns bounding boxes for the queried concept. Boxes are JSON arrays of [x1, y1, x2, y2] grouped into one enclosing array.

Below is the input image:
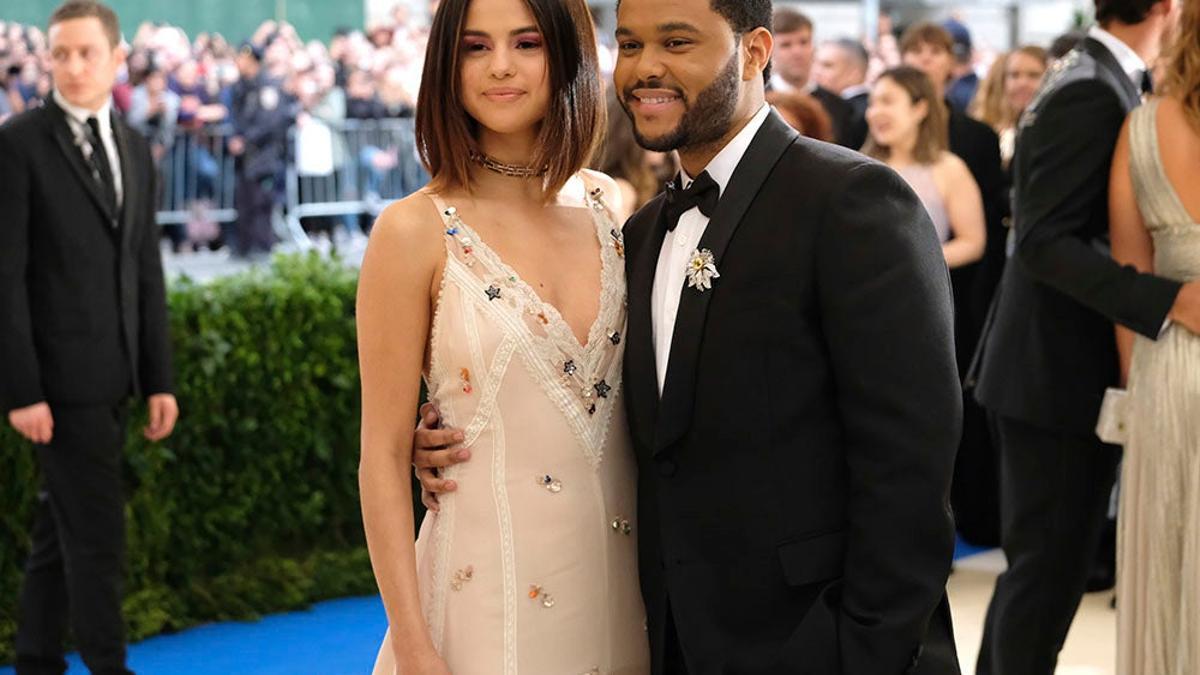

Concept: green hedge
[[1, 253, 393, 664]]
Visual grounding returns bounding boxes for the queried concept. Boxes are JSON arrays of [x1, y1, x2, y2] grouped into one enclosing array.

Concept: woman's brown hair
[[972, 46, 1048, 132], [591, 87, 656, 210], [415, 0, 604, 199], [1159, 0, 1200, 133], [863, 66, 949, 165], [970, 52, 1010, 131]]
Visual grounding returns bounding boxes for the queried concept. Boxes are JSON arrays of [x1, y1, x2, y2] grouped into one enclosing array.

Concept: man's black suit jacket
[[622, 111, 962, 675], [0, 97, 174, 412], [811, 85, 854, 149], [842, 91, 869, 151], [947, 108, 1006, 344], [972, 38, 1180, 434]]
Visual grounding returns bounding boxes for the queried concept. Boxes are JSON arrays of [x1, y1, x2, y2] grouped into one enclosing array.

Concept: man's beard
[[621, 50, 741, 154]]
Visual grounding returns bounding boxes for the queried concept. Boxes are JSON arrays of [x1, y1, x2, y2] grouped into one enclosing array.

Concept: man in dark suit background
[[813, 37, 871, 150], [769, 7, 858, 150], [0, 2, 178, 673], [899, 22, 1007, 548], [970, 1, 1200, 673]]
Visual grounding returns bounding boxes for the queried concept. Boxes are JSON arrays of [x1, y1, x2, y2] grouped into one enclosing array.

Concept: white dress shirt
[[651, 103, 771, 394], [54, 89, 124, 210], [1087, 25, 1147, 90]]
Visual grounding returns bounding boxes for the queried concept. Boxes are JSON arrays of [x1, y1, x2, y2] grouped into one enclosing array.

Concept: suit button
[[657, 459, 676, 477]]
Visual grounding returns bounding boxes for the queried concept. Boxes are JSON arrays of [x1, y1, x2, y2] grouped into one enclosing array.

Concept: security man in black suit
[[0, 3, 178, 673]]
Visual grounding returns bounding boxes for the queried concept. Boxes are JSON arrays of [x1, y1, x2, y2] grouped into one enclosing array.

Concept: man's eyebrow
[[657, 22, 701, 33], [615, 21, 701, 38]]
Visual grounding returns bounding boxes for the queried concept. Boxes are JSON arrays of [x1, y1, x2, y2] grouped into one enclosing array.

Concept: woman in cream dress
[[355, 0, 649, 672]]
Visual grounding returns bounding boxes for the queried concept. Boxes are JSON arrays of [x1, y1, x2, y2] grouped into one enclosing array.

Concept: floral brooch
[[686, 248, 720, 292]]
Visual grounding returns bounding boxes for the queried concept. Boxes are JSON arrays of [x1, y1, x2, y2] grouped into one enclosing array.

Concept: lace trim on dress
[[425, 176, 628, 468], [490, 412, 518, 675]]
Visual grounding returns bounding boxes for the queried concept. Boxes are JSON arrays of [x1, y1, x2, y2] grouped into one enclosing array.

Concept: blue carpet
[[954, 535, 992, 561], [0, 596, 387, 675], [2, 540, 993, 674]]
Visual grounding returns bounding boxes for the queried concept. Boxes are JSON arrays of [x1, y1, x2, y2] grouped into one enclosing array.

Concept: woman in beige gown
[[1109, 5, 1200, 671], [356, 0, 648, 672]]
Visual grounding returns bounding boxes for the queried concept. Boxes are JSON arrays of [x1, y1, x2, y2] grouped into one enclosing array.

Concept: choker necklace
[[470, 150, 546, 178]]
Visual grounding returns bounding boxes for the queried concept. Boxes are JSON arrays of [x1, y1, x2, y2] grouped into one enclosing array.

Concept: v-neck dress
[[372, 174, 649, 674]]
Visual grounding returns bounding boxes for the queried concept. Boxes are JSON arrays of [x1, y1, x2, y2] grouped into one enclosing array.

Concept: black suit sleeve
[[815, 162, 960, 674], [135, 141, 174, 396], [0, 127, 46, 411], [1015, 80, 1180, 338]]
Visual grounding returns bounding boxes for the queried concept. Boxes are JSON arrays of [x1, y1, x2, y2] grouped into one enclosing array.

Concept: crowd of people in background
[[3, 4, 1052, 263]]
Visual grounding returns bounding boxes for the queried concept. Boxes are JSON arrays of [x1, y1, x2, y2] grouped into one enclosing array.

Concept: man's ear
[[743, 27, 773, 82]]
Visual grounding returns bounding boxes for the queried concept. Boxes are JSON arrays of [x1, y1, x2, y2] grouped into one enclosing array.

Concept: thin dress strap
[[421, 188, 454, 224]]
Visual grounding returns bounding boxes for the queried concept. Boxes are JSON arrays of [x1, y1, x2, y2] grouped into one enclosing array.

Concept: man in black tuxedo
[[612, 1, 960, 671], [814, 38, 871, 150], [0, 3, 178, 673], [970, 1, 1200, 673], [415, 0, 962, 672], [769, 7, 857, 150]]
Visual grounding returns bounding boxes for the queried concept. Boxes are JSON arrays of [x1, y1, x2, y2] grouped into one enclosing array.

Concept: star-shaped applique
[[485, 285, 502, 301], [594, 380, 611, 399]]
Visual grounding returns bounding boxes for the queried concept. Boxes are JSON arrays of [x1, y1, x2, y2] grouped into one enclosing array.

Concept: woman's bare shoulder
[[935, 151, 976, 187], [362, 191, 448, 277]]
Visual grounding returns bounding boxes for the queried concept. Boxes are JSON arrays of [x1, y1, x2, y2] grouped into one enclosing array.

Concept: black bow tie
[[1140, 70, 1154, 95], [662, 171, 719, 231]]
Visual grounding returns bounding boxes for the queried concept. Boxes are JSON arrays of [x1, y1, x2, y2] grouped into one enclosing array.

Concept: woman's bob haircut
[[415, 0, 605, 199]]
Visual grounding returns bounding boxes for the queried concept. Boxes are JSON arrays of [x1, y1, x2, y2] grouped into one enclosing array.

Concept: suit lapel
[[45, 98, 119, 228], [1085, 37, 1140, 111], [625, 199, 667, 453], [111, 117, 137, 248], [653, 111, 799, 455]]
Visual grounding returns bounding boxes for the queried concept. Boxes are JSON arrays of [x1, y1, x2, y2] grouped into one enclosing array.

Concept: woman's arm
[[356, 195, 449, 672], [1108, 118, 1155, 386], [939, 153, 987, 269]]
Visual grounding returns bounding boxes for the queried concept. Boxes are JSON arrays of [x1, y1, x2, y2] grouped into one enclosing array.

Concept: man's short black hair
[[1094, 0, 1159, 26], [712, 0, 774, 82], [615, 0, 775, 81]]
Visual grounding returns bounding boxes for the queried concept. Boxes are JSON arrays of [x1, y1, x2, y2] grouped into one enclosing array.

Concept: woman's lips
[[483, 87, 526, 102]]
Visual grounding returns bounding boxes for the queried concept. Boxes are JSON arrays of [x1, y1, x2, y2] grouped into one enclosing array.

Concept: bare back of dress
[[1117, 98, 1200, 675]]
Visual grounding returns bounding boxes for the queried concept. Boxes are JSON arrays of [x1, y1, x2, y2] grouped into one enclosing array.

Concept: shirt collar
[[53, 88, 113, 132], [1087, 25, 1147, 86], [680, 103, 771, 196], [841, 83, 871, 99]]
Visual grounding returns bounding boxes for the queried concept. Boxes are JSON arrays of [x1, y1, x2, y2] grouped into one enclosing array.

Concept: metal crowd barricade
[[286, 118, 428, 248], [155, 123, 237, 228]]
